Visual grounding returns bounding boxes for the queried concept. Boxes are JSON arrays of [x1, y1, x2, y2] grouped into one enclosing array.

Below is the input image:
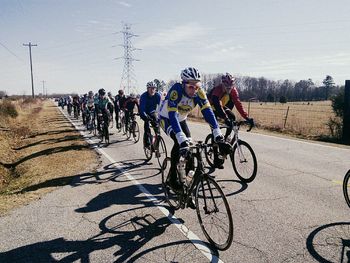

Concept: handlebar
[[220, 120, 254, 132]]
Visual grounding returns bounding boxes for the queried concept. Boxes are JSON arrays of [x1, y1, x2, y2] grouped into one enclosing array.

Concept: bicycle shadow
[[306, 221, 350, 263], [0, 206, 212, 263], [215, 179, 248, 197], [75, 182, 163, 213]]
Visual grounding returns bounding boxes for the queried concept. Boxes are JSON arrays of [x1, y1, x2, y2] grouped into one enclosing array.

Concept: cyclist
[[158, 67, 232, 196], [123, 93, 140, 134], [107, 92, 115, 123], [85, 91, 95, 129], [72, 95, 80, 117], [207, 73, 254, 168], [140, 81, 161, 148], [114, 89, 125, 130], [96, 89, 113, 134], [81, 93, 88, 125]]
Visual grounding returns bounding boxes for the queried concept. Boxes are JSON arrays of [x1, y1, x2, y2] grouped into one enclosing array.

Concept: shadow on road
[[306, 221, 350, 263], [0, 204, 213, 263]]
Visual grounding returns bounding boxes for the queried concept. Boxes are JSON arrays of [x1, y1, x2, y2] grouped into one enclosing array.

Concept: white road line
[[58, 106, 224, 263]]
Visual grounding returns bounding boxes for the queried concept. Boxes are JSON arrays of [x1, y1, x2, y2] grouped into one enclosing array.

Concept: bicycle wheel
[[143, 137, 153, 162], [230, 139, 257, 183], [195, 176, 233, 250], [126, 123, 131, 140], [161, 157, 181, 210], [343, 170, 350, 208], [156, 136, 167, 168], [204, 134, 215, 168], [121, 116, 126, 134], [104, 123, 109, 144], [132, 121, 140, 143]]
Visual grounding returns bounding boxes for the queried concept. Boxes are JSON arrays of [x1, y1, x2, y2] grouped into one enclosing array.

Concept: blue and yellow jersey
[[159, 83, 219, 136]]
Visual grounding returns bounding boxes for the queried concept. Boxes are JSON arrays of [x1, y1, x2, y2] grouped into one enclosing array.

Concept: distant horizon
[[1, 0, 349, 95]]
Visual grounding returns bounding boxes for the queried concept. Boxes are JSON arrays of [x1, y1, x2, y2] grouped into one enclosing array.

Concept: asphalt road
[[1, 106, 350, 263]]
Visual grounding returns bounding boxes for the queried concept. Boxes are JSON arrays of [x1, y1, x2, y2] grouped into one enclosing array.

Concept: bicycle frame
[[179, 142, 218, 209]]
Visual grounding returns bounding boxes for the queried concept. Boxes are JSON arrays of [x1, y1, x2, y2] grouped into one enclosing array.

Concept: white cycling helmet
[[181, 67, 201, 82], [146, 81, 156, 88]]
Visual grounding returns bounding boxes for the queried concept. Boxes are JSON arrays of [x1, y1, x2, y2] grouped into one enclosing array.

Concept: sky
[[0, 0, 350, 96]]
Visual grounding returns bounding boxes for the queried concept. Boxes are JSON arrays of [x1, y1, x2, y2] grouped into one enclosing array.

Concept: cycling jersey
[[139, 91, 161, 120], [208, 84, 248, 120], [123, 97, 139, 112], [159, 82, 220, 144]]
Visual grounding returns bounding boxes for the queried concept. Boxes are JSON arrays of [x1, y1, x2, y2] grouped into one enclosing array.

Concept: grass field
[[190, 101, 335, 139], [0, 99, 99, 216]]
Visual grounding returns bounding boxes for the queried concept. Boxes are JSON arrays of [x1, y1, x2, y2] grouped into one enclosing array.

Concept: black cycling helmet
[[98, 88, 106, 96], [118, 89, 124, 95]]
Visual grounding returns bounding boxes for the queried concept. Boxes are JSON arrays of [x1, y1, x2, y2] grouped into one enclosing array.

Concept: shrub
[[0, 100, 18, 118]]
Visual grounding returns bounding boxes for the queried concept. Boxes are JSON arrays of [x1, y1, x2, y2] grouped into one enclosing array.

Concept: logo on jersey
[[197, 88, 207, 100], [170, 90, 178, 101]]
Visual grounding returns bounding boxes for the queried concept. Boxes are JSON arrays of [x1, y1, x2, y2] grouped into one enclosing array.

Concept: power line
[[23, 42, 38, 98], [115, 22, 140, 94], [0, 41, 24, 62]]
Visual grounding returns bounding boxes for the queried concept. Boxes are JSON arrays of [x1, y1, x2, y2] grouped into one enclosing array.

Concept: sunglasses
[[186, 81, 201, 90]]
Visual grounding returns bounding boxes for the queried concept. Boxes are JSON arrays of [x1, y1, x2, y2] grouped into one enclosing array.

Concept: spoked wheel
[[204, 134, 215, 168], [104, 123, 110, 145], [230, 139, 257, 183], [121, 117, 126, 134], [156, 137, 167, 168], [132, 121, 140, 143], [195, 176, 233, 250], [143, 137, 153, 162], [343, 170, 350, 208], [126, 123, 131, 140], [161, 157, 181, 210]]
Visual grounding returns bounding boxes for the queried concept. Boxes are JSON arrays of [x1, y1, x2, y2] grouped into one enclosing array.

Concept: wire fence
[[189, 101, 335, 138]]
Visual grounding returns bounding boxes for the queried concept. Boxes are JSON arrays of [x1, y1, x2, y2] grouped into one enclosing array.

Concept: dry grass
[[0, 100, 99, 216], [190, 101, 334, 139]]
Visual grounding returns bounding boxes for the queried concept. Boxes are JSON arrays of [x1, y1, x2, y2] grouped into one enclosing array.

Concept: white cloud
[[119, 1, 131, 8], [137, 23, 210, 49]]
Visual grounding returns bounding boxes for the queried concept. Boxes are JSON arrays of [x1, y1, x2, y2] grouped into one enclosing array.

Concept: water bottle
[[177, 157, 186, 183], [186, 170, 195, 186]]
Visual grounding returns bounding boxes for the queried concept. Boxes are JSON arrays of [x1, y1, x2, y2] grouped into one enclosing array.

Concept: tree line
[[159, 74, 343, 103]]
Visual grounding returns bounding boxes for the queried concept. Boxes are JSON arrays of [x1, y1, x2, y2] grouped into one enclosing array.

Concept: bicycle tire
[[156, 136, 167, 168], [104, 122, 109, 145], [343, 170, 350, 208], [204, 134, 215, 168], [161, 157, 181, 210], [126, 123, 131, 140], [195, 176, 233, 250], [230, 139, 257, 183], [121, 116, 126, 134], [143, 145, 153, 162], [132, 121, 140, 143]]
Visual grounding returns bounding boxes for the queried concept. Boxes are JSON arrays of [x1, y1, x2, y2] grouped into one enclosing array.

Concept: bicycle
[[343, 170, 350, 208], [126, 113, 140, 143], [143, 122, 167, 167], [97, 112, 110, 145], [67, 103, 72, 116], [86, 108, 96, 134], [73, 104, 79, 119], [161, 141, 233, 250], [118, 110, 126, 133], [204, 120, 257, 183]]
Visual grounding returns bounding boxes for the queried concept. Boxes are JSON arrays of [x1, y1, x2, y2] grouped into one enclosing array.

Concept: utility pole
[[343, 80, 350, 143], [115, 22, 140, 95], [23, 42, 38, 98], [42, 80, 45, 98]]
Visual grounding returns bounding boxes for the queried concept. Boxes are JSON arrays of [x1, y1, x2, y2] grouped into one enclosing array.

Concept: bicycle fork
[[201, 178, 219, 214]]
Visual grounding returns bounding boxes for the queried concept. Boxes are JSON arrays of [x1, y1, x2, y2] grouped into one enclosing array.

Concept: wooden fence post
[[343, 80, 350, 143], [284, 106, 290, 128]]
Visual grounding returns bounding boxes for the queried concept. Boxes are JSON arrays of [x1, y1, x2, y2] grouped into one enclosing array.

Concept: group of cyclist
[[60, 67, 254, 202]]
